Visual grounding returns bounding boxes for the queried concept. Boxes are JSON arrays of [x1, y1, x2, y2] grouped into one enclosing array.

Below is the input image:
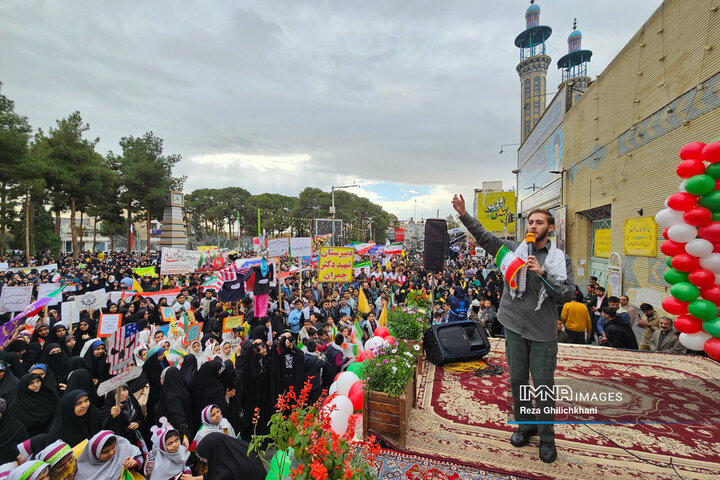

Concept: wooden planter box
[[362, 375, 416, 449], [405, 340, 424, 379]]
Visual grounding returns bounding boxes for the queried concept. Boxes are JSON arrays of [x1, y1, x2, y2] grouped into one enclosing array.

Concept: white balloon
[[324, 395, 354, 419], [328, 382, 338, 396], [700, 253, 720, 273], [679, 180, 688, 192], [336, 371, 360, 396], [364, 336, 385, 351], [328, 408, 349, 436], [685, 238, 714, 258], [667, 223, 698, 243], [655, 208, 684, 228], [679, 331, 711, 351]]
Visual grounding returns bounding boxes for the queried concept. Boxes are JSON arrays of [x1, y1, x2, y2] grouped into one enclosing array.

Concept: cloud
[[190, 153, 311, 172], [408, 189, 419, 194]]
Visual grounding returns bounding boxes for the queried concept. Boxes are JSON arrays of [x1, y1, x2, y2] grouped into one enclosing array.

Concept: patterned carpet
[[379, 338, 720, 480], [374, 449, 526, 480]]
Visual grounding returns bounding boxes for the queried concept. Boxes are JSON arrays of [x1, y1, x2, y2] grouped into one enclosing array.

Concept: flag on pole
[[108, 322, 140, 374], [237, 211, 241, 249], [51, 272, 61, 283], [378, 305, 387, 327], [495, 246, 526, 289], [357, 288, 371, 315], [129, 224, 134, 250], [132, 277, 143, 293]]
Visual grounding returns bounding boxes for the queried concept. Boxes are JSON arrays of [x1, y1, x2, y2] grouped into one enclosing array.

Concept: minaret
[[515, 0, 552, 142], [557, 19, 593, 96]]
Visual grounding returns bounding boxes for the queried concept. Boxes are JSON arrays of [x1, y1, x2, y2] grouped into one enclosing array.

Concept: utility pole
[[330, 184, 359, 246]]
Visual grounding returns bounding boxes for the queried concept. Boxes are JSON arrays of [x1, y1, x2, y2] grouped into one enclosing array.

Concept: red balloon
[[662, 228, 670, 240], [676, 159, 706, 178], [701, 284, 720, 304], [698, 223, 720, 242], [714, 242, 720, 253], [323, 392, 338, 407], [715, 179, 720, 190], [689, 268, 716, 288], [702, 141, 720, 163], [671, 253, 700, 272], [684, 207, 713, 226], [704, 338, 720, 361], [680, 141, 707, 160], [334, 373, 342, 383], [661, 239, 686, 257], [373, 326, 390, 338], [356, 350, 374, 362], [667, 192, 699, 211], [385, 335, 396, 345], [662, 297, 689, 315], [674, 314, 704, 334], [348, 380, 364, 411]]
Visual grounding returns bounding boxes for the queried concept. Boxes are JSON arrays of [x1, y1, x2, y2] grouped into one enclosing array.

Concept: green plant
[[249, 381, 380, 480], [386, 306, 426, 341], [406, 289, 431, 309], [363, 339, 420, 396]]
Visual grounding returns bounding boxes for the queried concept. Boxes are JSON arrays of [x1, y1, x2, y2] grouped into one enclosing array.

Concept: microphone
[[525, 232, 536, 257]]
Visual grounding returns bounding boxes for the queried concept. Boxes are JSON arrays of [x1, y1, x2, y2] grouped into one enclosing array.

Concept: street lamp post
[[330, 184, 359, 246]]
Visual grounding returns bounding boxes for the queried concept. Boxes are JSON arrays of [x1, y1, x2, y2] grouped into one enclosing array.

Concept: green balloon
[[685, 174, 716, 196], [664, 268, 689, 285], [670, 282, 700, 302], [267, 450, 291, 480], [704, 163, 720, 180], [702, 318, 720, 338], [667, 257, 673, 268], [712, 212, 720, 222], [347, 361, 364, 378], [688, 299, 719, 321], [698, 190, 720, 213], [712, 137, 720, 142]]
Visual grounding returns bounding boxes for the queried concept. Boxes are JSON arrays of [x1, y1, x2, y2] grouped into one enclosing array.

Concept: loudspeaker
[[424, 219, 448, 272], [423, 320, 491, 365]]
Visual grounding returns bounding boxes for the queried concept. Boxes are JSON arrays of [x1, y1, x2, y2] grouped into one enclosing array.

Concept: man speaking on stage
[[452, 194, 575, 463]]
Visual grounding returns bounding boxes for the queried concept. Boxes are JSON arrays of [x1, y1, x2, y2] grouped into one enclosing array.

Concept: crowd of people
[[0, 238, 690, 478]]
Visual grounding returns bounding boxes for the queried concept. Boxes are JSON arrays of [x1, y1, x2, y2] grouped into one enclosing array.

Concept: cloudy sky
[[1, 0, 660, 221]]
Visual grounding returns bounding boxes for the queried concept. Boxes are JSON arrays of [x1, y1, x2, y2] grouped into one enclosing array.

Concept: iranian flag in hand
[[495, 246, 526, 289]]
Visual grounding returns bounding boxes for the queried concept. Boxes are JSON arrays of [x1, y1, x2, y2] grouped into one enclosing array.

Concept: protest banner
[[74, 289, 107, 311], [97, 367, 142, 397], [267, 237, 290, 258], [198, 246, 218, 251], [98, 313, 122, 337], [161, 306, 175, 323], [222, 315, 245, 333], [318, 247, 354, 283], [0, 286, 33, 314], [37, 283, 62, 306], [290, 237, 312, 258], [184, 322, 203, 343], [133, 266, 158, 278], [160, 247, 203, 275], [108, 323, 139, 373], [0, 263, 57, 274], [60, 301, 80, 326]]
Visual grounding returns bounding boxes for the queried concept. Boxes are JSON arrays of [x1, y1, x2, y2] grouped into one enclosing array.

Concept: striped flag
[[495, 246, 526, 289], [129, 224, 134, 250], [214, 265, 237, 291], [108, 322, 140, 374], [51, 272, 61, 283]]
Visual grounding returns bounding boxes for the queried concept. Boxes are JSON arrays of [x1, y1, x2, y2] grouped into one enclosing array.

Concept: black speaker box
[[423, 320, 491, 365], [424, 219, 448, 272]]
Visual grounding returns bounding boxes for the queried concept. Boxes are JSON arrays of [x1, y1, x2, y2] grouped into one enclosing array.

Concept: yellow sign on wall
[[198, 246, 219, 251], [624, 217, 657, 257], [476, 191, 516, 235], [594, 229, 611, 258], [318, 247, 354, 283]]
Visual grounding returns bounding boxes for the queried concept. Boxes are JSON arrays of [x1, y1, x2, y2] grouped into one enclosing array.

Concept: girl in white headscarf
[[192, 404, 236, 448], [189, 341, 204, 368], [75, 430, 142, 480], [144, 421, 189, 480], [7, 461, 48, 480], [133, 345, 148, 367]]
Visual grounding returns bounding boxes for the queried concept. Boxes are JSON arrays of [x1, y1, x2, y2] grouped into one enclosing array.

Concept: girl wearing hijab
[[75, 430, 142, 480], [29, 324, 50, 347], [190, 361, 229, 429], [0, 398, 28, 464], [156, 368, 194, 444], [101, 386, 144, 447], [15, 435, 51, 464], [195, 433, 265, 480], [48, 325, 68, 346], [27, 364, 59, 393], [124, 360, 149, 419], [144, 424, 189, 480], [0, 361, 19, 405], [59, 334, 77, 358], [72, 320, 94, 358], [39, 344, 69, 391], [64, 369, 101, 410], [133, 346, 147, 368], [7, 460, 49, 480], [82, 341, 109, 384], [8, 374, 58, 437], [35, 440, 77, 480], [178, 354, 197, 386], [47, 390, 102, 447], [141, 346, 169, 428], [218, 341, 233, 362], [192, 405, 235, 448], [189, 341, 204, 367]]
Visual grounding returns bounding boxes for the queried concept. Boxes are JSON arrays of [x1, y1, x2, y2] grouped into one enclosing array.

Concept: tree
[[0, 84, 32, 254], [86, 155, 123, 252], [114, 132, 184, 255], [45, 112, 105, 259]]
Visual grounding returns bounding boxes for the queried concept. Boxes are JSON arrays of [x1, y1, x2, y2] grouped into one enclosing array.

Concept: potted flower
[[249, 381, 380, 480], [386, 306, 427, 376], [361, 340, 420, 449]]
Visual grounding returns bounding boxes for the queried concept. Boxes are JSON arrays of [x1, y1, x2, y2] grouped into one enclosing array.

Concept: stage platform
[[378, 338, 720, 480]]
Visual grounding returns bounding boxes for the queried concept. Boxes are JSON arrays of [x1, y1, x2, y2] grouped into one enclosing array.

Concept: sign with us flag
[[108, 322, 140, 374]]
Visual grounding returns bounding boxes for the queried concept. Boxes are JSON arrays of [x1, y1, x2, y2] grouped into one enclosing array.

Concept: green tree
[[44, 112, 105, 259], [0, 84, 32, 254], [113, 132, 185, 255]]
